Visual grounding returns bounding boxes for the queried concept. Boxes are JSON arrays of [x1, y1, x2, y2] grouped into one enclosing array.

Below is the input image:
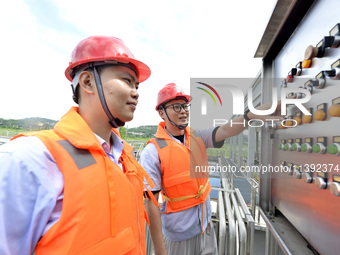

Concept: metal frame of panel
[[257, 0, 340, 254]]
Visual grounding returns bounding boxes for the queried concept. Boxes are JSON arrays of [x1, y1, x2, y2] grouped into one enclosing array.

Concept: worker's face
[[161, 99, 190, 126], [99, 65, 139, 122]]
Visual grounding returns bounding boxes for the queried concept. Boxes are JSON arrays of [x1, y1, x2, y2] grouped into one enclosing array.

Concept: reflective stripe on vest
[[57, 140, 96, 170]]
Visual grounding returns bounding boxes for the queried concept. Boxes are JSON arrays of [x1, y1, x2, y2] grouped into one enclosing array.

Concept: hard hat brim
[[65, 57, 151, 83]]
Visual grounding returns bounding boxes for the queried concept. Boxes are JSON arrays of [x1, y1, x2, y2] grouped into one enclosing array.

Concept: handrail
[[224, 192, 236, 255], [231, 192, 247, 255], [218, 190, 227, 255], [220, 155, 236, 255], [235, 188, 255, 255], [259, 208, 293, 255]]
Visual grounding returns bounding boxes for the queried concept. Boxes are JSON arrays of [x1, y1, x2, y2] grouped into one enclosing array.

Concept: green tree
[[119, 126, 127, 139]]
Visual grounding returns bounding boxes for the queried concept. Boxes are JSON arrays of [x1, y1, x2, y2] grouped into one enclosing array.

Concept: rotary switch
[[304, 40, 325, 59], [315, 171, 328, 189], [293, 165, 302, 179], [324, 59, 340, 80], [302, 165, 313, 183], [330, 174, 340, 196]]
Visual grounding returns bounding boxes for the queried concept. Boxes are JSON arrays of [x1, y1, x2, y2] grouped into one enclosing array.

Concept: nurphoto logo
[[192, 80, 311, 128]]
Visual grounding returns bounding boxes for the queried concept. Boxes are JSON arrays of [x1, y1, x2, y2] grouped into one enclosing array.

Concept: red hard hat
[[65, 36, 151, 83], [156, 83, 192, 110]]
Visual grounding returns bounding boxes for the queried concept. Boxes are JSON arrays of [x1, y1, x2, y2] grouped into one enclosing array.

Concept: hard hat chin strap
[[161, 106, 188, 130], [92, 65, 125, 128]]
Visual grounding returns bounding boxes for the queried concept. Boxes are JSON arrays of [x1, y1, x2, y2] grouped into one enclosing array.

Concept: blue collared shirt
[[0, 132, 123, 255]]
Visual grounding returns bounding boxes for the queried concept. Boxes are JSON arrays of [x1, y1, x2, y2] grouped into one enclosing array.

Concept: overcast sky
[[0, 0, 277, 128]]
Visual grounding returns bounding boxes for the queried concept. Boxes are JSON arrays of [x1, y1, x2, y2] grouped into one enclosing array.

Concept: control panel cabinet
[[267, 1, 340, 254]]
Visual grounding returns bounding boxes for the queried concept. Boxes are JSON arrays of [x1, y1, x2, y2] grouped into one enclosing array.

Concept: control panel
[[266, 2, 340, 254]]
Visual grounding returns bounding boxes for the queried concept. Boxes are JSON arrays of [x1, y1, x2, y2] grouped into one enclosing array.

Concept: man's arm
[[140, 144, 167, 255], [0, 137, 63, 255], [215, 101, 283, 142], [145, 192, 167, 255]]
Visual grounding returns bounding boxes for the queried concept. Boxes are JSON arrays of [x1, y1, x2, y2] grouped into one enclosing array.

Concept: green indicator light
[[278, 144, 282, 150], [313, 144, 320, 153], [301, 144, 307, 152], [328, 144, 338, 155], [284, 144, 289, 150], [292, 144, 297, 151]]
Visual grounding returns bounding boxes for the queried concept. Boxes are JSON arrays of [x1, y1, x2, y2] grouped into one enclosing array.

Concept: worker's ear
[[158, 109, 165, 120], [78, 70, 95, 95]]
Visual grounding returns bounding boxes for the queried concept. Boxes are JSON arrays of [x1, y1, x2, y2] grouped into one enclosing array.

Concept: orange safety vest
[[149, 122, 211, 213], [13, 107, 154, 255]]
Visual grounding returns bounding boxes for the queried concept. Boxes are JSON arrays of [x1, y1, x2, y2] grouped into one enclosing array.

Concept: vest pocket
[[163, 172, 193, 205], [163, 171, 191, 187], [74, 227, 135, 254]]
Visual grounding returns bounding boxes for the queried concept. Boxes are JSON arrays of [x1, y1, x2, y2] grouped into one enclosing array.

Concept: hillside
[[0, 117, 157, 140], [120, 125, 157, 140], [0, 117, 57, 131]]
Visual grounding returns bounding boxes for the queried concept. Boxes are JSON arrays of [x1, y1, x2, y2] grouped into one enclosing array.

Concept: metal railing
[[217, 152, 256, 255], [128, 141, 146, 160]]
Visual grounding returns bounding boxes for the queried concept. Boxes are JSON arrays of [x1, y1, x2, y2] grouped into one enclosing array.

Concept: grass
[[0, 128, 25, 137]]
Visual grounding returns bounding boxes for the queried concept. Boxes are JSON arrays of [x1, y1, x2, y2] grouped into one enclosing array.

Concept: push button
[[329, 104, 340, 117], [302, 59, 312, 68], [301, 138, 313, 153], [292, 138, 302, 152], [312, 137, 327, 154], [327, 136, 340, 156], [328, 144, 340, 155], [314, 103, 327, 121], [282, 116, 294, 127], [302, 108, 313, 124], [284, 139, 293, 151], [286, 74, 294, 83], [278, 139, 286, 151], [328, 97, 340, 117], [294, 112, 302, 125]]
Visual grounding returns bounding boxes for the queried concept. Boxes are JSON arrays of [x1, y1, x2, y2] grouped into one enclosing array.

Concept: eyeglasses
[[164, 103, 191, 112]]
